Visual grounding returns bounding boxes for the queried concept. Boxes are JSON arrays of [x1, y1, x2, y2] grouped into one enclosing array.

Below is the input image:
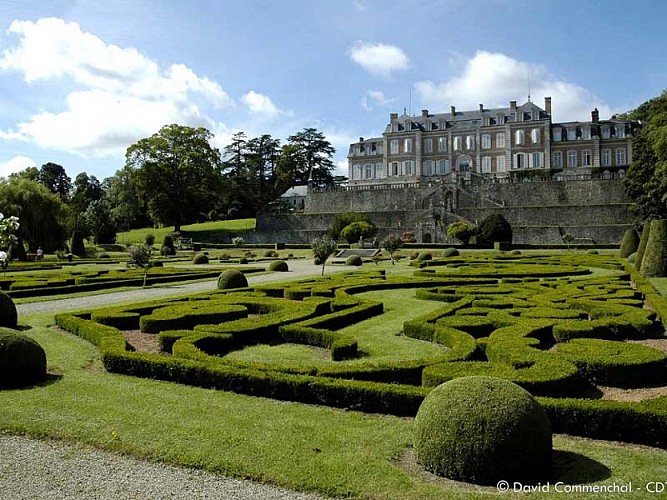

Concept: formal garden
[[1, 233, 667, 498]]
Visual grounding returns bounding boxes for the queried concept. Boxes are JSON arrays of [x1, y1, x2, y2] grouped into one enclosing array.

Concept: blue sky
[[0, 0, 665, 181]]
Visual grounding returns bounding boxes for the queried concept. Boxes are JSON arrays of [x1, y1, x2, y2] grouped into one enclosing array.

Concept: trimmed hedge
[[640, 219, 667, 277], [619, 228, 640, 258], [217, 269, 248, 290], [0, 328, 47, 388], [269, 260, 289, 272], [634, 222, 651, 271], [0, 291, 17, 328]]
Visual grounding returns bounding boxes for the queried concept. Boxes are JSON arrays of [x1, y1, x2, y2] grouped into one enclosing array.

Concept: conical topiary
[[635, 222, 651, 270], [619, 228, 640, 258], [70, 231, 85, 257], [640, 219, 667, 277]]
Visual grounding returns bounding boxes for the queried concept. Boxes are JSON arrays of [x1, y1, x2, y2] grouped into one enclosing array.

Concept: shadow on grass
[[0, 373, 63, 391], [551, 450, 612, 484]]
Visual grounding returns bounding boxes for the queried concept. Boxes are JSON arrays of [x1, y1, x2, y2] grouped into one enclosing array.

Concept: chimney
[[544, 97, 552, 116], [390, 112, 398, 120], [510, 100, 517, 111], [359, 137, 364, 142], [591, 108, 599, 123], [421, 109, 429, 118], [479, 104, 484, 112], [450, 106, 456, 116]]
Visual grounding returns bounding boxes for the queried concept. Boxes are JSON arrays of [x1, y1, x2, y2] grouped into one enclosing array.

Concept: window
[[437, 159, 450, 175], [582, 150, 592, 166], [601, 126, 610, 139], [358, 144, 365, 154], [515, 129, 525, 145], [568, 150, 577, 168], [424, 138, 433, 153], [466, 135, 475, 150], [390, 140, 398, 154], [496, 132, 505, 148], [371, 143, 377, 153], [438, 137, 447, 152], [531, 152, 543, 168], [582, 127, 591, 140], [553, 151, 562, 168], [481, 156, 491, 173], [513, 153, 526, 169], [364, 163, 373, 179], [615, 125, 626, 138], [481, 134, 491, 149], [567, 128, 576, 141], [424, 160, 434, 176], [353, 164, 361, 180], [453, 136, 462, 151], [616, 148, 626, 165], [496, 156, 506, 172], [531, 128, 540, 145], [601, 149, 611, 167], [553, 128, 562, 142], [375, 162, 384, 178], [404, 138, 412, 153], [391, 162, 399, 176], [403, 161, 414, 175]]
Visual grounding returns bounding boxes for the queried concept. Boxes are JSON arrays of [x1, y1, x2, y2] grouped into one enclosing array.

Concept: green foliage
[[127, 244, 153, 287], [82, 199, 117, 244], [619, 228, 639, 258], [0, 291, 17, 328], [161, 234, 175, 256], [144, 233, 156, 247], [446, 221, 476, 244], [311, 236, 338, 276], [69, 231, 85, 257], [192, 253, 209, 264], [232, 236, 245, 247], [635, 222, 651, 270], [340, 221, 377, 244], [327, 212, 371, 240], [414, 376, 552, 485], [269, 260, 289, 272], [441, 247, 459, 257], [0, 328, 46, 388], [416, 252, 432, 262], [380, 234, 401, 264], [217, 269, 248, 290], [345, 255, 363, 266], [640, 219, 667, 277], [476, 214, 512, 244]]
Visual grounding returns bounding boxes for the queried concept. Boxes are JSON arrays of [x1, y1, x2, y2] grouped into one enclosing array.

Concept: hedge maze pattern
[[56, 253, 667, 448]]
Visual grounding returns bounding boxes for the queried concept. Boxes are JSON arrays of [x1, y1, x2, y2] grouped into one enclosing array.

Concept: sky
[[0, 0, 665, 181]]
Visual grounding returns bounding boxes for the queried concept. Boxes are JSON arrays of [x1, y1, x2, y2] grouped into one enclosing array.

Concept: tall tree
[[68, 172, 104, 235], [286, 128, 336, 188], [103, 166, 151, 230], [127, 124, 224, 232], [624, 90, 667, 219], [82, 199, 117, 244], [0, 177, 67, 252], [37, 162, 72, 201], [245, 134, 282, 212]]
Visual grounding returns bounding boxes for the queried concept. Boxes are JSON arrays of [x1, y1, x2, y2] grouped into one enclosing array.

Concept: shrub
[[232, 236, 245, 247], [327, 212, 372, 240], [414, 376, 552, 485], [619, 228, 639, 258], [263, 250, 279, 258], [417, 252, 432, 262], [635, 222, 651, 270], [269, 260, 289, 272], [640, 219, 667, 277], [340, 221, 377, 244], [98, 253, 110, 259], [441, 247, 459, 257], [239, 257, 248, 264], [217, 269, 248, 290], [0, 291, 17, 328], [587, 249, 599, 255], [144, 234, 156, 247], [446, 221, 477, 245], [627, 252, 636, 263], [311, 236, 338, 276], [345, 255, 363, 266], [161, 235, 175, 256], [477, 214, 512, 245], [192, 253, 209, 264], [0, 328, 47, 388], [70, 231, 86, 257]]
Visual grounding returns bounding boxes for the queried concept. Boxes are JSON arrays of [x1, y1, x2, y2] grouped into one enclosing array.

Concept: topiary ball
[[269, 260, 289, 272], [417, 252, 432, 261], [414, 376, 552, 485], [192, 253, 209, 264], [441, 248, 459, 257], [0, 328, 47, 388], [345, 255, 363, 266], [239, 257, 248, 265], [586, 249, 599, 255], [0, 291, 18, 328], [217, 269, 248, 290]]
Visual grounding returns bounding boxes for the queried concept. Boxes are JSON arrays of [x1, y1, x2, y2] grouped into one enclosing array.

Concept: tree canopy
[[624, 90, 667, 220]]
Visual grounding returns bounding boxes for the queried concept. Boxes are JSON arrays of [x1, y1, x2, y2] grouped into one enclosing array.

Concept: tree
[[0, 177, 67, 252], [103, 166, 151, 230], [127, 124, 224, 232], [286, 128, 336, 188], [447, 221, 477, 245], [37, 163, 71, 201], [127, 244, 153, 287], [381, 234, 402, 265], [311, 236, 337, 276], [0, 213, 19, 275], [476, 214, 512, 245], [340, 221, 377, 244], [624, 90, 667, 219], [328, 212, 372, 240], [82, 199, 117, 244], [68, 172, 104, 235]]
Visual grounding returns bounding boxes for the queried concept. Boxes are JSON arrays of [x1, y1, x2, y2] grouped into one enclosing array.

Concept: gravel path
[[0, 434, 324, 500], [9, 260, 350, 499]]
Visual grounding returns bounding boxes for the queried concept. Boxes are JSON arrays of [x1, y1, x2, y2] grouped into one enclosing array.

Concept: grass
[[650, 277, 667, 299], [116, 218, 256, 246], [2, 313, 666, 499]]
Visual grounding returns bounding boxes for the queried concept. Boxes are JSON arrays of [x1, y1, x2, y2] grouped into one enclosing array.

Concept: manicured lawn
[[2, 314, 665, 499], [116, 218, 256, 246]]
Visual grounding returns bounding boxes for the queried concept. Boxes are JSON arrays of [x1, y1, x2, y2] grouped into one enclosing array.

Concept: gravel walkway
[[9, 260, 350, 499], [0, 434, 324, 500]]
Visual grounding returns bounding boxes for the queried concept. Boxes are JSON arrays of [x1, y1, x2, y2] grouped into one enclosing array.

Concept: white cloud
[[414, 51, 614, 122], [361, 89, 399, 111], [0, 18, 233, 157], [348, 41, 409, 78], [0, 155, 35, 177], [242, 90, 291, 119]]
